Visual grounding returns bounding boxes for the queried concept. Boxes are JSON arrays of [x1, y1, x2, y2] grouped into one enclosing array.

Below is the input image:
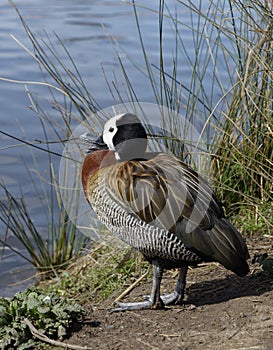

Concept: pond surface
[[0, 0, 234, 296]]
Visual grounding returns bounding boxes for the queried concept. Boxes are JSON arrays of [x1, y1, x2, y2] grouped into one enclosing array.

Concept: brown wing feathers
[[105, 153, 249, 275], [109, 154, 218, 230]]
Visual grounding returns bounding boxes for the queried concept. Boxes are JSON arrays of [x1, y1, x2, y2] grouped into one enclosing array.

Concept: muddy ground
[[68, 236, 273, 350]]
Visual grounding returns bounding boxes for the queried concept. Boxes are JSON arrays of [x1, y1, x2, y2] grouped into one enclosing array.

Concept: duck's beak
[[80, 133, 108, 153]]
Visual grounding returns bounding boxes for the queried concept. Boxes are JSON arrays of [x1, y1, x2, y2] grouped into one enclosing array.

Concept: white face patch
[[102, 113, 125, 152]]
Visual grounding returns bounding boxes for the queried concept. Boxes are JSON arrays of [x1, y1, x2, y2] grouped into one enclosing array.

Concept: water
[[0, 0, 234, 296]]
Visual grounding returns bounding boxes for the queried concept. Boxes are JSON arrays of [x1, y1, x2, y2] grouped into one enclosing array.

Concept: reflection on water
[[0, 0, 233, 296]]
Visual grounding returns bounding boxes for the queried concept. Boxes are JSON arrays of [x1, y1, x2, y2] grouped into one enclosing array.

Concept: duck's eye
[[109, 127, 114, 132]]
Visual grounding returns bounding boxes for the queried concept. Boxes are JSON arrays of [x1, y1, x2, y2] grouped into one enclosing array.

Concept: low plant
[[0, 288, 85, 349]]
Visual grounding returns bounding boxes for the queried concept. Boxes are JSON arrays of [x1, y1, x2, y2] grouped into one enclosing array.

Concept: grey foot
[[111, 292, 184, 312], [111, 296, 166, 312], [111, 300, 152, 312], [142, 291, 184, 305], [160, 291, 184, 305]]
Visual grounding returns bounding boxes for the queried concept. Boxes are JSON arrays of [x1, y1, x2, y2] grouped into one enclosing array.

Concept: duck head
[[83, 113, 148, 161]]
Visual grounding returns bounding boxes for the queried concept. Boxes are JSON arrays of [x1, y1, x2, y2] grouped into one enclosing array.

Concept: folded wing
[[106, 153, 249, 275]]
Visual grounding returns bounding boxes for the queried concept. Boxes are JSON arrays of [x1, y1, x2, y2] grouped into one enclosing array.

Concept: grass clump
[[0, 175, 88, 278], [210, 1, 273, 233], [0, 288, 85, 349]]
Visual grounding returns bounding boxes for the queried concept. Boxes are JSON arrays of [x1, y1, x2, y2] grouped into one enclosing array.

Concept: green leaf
[[26, 292, 40, 310], [37, 305, 51, 314], [58, 325, 67, 339]]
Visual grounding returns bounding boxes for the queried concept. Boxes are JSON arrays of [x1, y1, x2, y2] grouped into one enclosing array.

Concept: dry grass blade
[[114, 269, 150, 303]]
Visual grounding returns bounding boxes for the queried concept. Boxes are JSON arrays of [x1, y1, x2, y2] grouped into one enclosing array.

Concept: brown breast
[[81, 150, 116, 197]]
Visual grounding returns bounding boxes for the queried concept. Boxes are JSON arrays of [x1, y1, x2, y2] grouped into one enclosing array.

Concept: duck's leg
[[160, 266, 188, 305], [149, 264, 165, 309], [111, 263, 164, 312]]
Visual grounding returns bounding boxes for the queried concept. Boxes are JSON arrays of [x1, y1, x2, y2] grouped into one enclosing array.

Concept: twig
[[23, 318, 92, 350], [114, 270, 149, 303], [136, 338, 159, 350]]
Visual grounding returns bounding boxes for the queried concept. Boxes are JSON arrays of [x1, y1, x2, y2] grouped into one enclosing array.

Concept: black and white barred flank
[[92, 182, 201, 264]]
